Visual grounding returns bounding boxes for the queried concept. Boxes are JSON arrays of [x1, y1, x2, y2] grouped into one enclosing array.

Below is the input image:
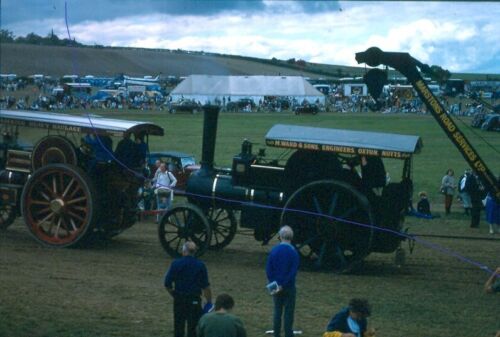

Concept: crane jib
[[356, 47, 500, 202]]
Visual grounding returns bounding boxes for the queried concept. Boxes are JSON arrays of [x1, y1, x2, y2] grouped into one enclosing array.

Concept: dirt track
[[1, 212, 499, 337]]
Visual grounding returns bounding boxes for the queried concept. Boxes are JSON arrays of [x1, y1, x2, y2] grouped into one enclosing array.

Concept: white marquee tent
[[169, 75, 325, 105]]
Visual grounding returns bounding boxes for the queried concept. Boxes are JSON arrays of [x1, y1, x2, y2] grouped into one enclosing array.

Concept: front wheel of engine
[[158, 204, 212, 258]]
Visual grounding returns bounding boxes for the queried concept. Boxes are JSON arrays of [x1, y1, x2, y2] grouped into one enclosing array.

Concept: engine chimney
[[200, 105, 220, 174]]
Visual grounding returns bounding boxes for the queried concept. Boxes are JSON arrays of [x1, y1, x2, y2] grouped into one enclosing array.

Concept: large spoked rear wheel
[[0, 204, 16, 230], [206, 208, 237, 251], [21, 164, 98, 247], [158, 204, 212, 258], [281, 180, 374, 273]]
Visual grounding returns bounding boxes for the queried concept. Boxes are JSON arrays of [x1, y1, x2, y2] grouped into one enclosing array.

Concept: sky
[[1, 0, 499, 74]]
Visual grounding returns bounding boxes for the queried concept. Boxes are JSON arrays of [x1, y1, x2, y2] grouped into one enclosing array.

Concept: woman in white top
[[154, 163, 177, 222]]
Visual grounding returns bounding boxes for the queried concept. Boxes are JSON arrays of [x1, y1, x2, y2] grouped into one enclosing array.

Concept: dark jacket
[[465, 174, 483, 207], [326, 307, 367, 334], [417, 198, 431, 215]]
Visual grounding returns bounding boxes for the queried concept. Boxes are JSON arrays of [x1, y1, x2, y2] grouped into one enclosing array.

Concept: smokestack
[[200, 105, 220, 174]]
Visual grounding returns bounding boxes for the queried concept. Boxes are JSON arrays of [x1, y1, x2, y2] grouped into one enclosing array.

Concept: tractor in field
[[158, 105, 422, 272], [0, 110, 164, 247]]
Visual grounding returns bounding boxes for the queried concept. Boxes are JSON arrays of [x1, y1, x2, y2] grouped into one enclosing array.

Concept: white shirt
[[155, 171, 177, 189]]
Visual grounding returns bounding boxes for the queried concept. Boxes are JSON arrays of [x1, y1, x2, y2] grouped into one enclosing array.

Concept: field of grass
[[94, 109, 499, 203], [0, 110, 499, 337]]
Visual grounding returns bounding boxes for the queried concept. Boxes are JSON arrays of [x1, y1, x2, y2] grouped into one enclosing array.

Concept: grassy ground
[[0, 110, 499, 337]]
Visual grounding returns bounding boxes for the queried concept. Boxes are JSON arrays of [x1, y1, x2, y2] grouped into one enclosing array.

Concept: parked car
[[471, 112, 487, 128], [481, 114, 500, 132], [147, 151, 199, 192], [293, 103, 319, 115], [168, 100, 201, 114], [226, 98, 256, 112]]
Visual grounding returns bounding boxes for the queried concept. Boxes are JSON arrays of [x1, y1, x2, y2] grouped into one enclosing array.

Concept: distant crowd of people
[[407, 167, 499, 234], [2, 80, 497, 114], [438, 168, 500, 233]]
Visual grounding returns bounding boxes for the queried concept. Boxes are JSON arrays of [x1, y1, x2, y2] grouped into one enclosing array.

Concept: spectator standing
[[153, 162, 177, 222], [466, 171, 483, 228], [323, 298, 375, 337], [197, 293, 247, 337], [441, 169, 456, 215], [266, 226, 300, 337], [164, 241, 212, 337], [458, 169, 472, 216], [484, 192, 500, 234], [484, 267, 500, 293]]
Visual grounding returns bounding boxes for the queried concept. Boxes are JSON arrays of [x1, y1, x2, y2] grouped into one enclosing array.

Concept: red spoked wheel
[[21, 164, 98, 247]]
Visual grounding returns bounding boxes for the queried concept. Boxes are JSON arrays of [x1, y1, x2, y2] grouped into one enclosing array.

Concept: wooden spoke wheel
[[158, 204, 212, 258], [0, 203, 16, 230], [32, 136, 77, 172], [206, 208, 237, 251], [280, 180, 374, 273], [21, 164, 98, 247]]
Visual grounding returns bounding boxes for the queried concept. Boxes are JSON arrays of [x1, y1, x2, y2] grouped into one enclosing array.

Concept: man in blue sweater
[[164, 241, 212, 337], [266, 226, 300, 337]]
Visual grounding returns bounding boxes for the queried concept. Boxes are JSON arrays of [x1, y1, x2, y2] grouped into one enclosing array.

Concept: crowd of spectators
[[1, 76, 497, 115]]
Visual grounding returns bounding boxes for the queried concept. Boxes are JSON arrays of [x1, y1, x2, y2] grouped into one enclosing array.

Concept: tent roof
[[170, 75, 324, 97]]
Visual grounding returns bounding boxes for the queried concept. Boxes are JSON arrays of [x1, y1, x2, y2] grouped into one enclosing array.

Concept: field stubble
[[1, 111, 499, 337]]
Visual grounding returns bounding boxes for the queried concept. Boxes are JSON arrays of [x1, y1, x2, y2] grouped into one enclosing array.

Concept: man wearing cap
[[266, 225, 300, 337], [323, 298, 374, 337], [164, 241, 212, 337]]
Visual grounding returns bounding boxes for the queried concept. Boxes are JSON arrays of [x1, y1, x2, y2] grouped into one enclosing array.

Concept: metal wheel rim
[[22, 165, 94, 247], [158, 205, 212, 258], [281, 180, 374, 273], [207, 208, 237, 250]]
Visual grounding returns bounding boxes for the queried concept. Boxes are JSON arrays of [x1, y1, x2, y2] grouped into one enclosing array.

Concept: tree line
[[0, 29, 83, 47]]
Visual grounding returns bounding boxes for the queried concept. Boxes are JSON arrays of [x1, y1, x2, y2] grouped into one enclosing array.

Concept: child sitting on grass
[[417, 191, 431, 216]]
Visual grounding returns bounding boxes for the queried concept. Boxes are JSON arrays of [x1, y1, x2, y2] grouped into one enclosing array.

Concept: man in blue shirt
[[266, 226, 300, 337], [164, 241, 212, 337]]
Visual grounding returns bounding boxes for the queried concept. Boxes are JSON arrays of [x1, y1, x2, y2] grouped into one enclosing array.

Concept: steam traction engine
[[0, 110, 164, 247], [159, 106, 422, 272]]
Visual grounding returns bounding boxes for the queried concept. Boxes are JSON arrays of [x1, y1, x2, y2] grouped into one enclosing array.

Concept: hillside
[[1, 43, 495, 81], [0, 43, 351, 79]]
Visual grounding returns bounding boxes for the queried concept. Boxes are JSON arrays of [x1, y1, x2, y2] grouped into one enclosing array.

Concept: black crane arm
[[356, 47, 499, 202]]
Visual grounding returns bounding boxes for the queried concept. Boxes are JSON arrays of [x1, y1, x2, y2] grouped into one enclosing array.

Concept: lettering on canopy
[[266, 139, 412, 159], [0, 116, 125, 137], [1, 117, 82, 133]]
